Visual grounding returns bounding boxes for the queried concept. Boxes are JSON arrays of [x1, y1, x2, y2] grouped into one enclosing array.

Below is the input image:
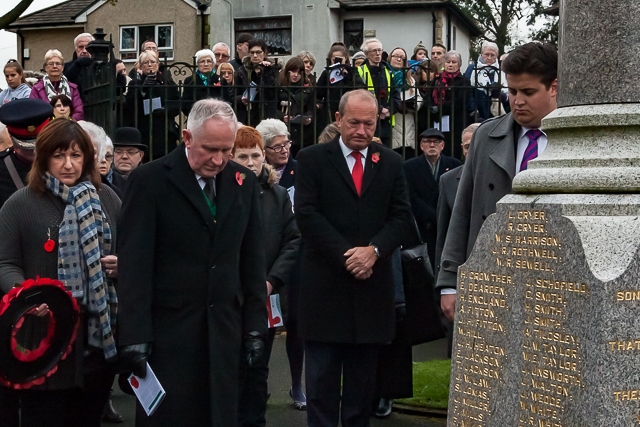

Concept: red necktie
[[351, 151, 363, 196]]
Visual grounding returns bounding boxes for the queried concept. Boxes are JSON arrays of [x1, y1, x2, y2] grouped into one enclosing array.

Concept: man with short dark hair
[[437, 42, 558, 321], [430, 43, 447, 71], [404, 128, 462, 269], [295, 89, 414, 427], [231, 33, 254, 71]]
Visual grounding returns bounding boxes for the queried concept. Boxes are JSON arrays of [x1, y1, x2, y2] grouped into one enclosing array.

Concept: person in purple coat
[[29, 49, 84, 121]]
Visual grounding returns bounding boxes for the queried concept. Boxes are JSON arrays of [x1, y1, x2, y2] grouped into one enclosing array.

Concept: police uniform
[[0, 99, 53, 209]]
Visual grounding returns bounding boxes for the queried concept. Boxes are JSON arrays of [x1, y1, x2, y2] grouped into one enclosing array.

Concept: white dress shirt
[[338, 137, 368, 172]]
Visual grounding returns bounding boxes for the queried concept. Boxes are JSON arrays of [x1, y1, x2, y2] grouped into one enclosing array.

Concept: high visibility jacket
[[358, 64, 395, 126]]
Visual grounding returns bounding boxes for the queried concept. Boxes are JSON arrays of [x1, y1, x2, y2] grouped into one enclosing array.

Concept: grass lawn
[[396, 359, 451, 409]]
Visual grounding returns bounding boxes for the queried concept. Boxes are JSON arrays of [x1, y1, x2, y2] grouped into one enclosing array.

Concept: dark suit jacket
[[403, 154, 462, 267], [435, 165, 463, 276], [117, 145, 266, 427], [437, 113, 521, 290], [277, 157, 297, 190], [294, 138, 414, 344]]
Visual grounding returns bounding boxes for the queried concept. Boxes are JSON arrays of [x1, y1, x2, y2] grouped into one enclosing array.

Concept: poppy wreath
[[0, 277, 79, 389]]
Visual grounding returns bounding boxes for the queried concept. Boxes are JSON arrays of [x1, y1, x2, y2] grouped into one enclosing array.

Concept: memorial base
[[448, 193, 640, 426]]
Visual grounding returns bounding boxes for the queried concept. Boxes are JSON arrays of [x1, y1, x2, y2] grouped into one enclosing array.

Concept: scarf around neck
[[43, 74, 71, 101], [432, 70, 460, 106], [45, 173, 117, 360]]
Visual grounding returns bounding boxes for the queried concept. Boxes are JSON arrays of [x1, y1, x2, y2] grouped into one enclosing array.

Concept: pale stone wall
[[18, 27, 84, 72]]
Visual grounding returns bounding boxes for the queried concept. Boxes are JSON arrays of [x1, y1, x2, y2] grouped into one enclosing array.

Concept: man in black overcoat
[[295, 89, 414, 427], [403, 128, 462, 269], [117, 99, 267, 427]]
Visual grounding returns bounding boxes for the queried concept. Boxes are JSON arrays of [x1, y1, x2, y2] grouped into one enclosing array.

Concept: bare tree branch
[[0, 0, 35, 31]]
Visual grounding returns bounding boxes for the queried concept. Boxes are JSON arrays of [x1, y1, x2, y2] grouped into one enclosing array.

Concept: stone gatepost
[[447, 0, 640, 425]]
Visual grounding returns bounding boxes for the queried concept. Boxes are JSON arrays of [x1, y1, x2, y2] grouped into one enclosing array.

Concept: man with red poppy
[[117, 99, 267, 427], [295, 89, 414, 426]]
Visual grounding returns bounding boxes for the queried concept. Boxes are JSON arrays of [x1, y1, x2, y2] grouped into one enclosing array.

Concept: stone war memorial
[[447, 0, 640, 425]]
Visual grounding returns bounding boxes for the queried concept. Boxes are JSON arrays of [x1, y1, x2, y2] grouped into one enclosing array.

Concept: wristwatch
[[369, 243, 380, 258]]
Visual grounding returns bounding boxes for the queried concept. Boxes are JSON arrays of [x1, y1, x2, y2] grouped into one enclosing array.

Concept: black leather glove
[[395, 304, 407, 324], [76, 56, 93, 67], [143, 75, 157, 86], [119, 343, 151, 378], [242, 331, 264, 367]]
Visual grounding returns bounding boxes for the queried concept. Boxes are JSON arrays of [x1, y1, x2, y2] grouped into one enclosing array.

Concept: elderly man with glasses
[[212, 42, 232, 64], [256, 119, 297, 191], [111, 127, 145, 193]]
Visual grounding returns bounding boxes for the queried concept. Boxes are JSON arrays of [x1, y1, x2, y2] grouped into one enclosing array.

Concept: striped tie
[[520, 129, 543, 171]]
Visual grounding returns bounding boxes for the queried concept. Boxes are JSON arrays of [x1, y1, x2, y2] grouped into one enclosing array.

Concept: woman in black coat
[[231, 126, 301, 426], [430, 51, 472, 160], [235, 40, 281, 127], [181, 49, 233, 116], [278, 57, 316, 157], [124, 50, 180, 161], [315, 44, 365, 132]]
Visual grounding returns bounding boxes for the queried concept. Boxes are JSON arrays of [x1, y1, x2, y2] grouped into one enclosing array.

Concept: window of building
[[234, 16, 292, 56], [120, 24, 174, 61], [343, 19, 364, 56]]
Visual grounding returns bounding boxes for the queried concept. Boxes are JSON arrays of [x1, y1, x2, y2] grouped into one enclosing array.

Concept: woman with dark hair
[[0, 119, 120, 426], [278, 57, 315, 156], [231, 126, 300, 426], [0, 60, 31, 104], [235, 39, 281, 126], [315, 44, 365, 131], [50, 94, 74, 120], [124, 50, 180, 160]]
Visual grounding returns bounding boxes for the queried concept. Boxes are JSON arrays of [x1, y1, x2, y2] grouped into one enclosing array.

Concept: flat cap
[[419, 128, 445, 141]]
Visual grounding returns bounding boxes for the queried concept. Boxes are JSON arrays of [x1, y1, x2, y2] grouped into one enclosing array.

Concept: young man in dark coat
[[403, 128, 462, 269], [295, 89, 414, 427], [117, 99, 267, 427], [437, 42, 558, 321]]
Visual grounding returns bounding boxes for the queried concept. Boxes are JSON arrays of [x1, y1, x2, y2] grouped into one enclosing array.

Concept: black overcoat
[[294, 138, 414, 344], [116, 145, 267, 427], [403, 154, 462, 268]]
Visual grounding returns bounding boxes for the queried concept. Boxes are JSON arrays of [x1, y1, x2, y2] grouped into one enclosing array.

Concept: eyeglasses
[[249, 50, 263, 56], [198, 59, 214, 64], [266, 141, 292, 153], [47, 62, 62, 67], [391, 55, 406, 61], [368, 49, 383, 54], [104, 154, 114, 161], [114, 148, 141, 156], [214, 53, 230, 59], [142, 60, 158, 65], [220, 71, 234, 76], [421, 139, 443, 145]]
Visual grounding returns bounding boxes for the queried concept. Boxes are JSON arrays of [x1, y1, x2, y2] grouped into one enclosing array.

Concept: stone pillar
[[512, 0, 640, 193], [447, 0, 640, 425]]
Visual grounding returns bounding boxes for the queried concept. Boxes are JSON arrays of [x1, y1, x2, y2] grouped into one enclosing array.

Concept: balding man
[[295, 89, 414, 427]]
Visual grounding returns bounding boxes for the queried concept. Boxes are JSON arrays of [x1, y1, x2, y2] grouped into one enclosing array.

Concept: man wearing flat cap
[[0, 98, 53, 209], [111, 127, 145, 193], [403, 128, 461, 268]]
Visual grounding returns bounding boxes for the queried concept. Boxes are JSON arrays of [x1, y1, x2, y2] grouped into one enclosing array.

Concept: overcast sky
[[0, 0, 65, 88]]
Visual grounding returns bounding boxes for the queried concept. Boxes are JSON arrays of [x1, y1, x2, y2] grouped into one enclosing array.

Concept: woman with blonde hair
[[29, 49, 84, 120]]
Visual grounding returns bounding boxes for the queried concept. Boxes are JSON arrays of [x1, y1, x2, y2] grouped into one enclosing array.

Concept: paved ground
[[105, 334, 448, 427]]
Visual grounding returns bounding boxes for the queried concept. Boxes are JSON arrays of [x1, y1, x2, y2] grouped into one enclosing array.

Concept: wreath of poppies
[[0, 277, 79, 389]]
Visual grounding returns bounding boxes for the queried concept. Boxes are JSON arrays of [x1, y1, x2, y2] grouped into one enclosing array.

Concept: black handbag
[[397, 237, 445, 346]]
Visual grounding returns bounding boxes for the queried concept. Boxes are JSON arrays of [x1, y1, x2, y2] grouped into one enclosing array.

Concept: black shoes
[[289, 387, 307, 410], [103, 388, 124, 424], [374, 398, 393, 419]]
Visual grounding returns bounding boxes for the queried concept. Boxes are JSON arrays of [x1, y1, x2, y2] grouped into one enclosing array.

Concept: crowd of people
[[0, 27, 558, 427]]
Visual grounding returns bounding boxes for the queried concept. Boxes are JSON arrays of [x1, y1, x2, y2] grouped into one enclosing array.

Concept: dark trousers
[[238, 327, 277, 427], [305, 340, 379, 427]]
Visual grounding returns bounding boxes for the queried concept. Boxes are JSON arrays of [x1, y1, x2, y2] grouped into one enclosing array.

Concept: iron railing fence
[[81, 58, 509, 161]]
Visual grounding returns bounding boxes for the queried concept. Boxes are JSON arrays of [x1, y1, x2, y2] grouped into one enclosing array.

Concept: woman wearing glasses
[[124, 50, 180, 160], [181, 49, 232, 116], [235, 39, 281, 126], [29, 49, 84, 121]]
